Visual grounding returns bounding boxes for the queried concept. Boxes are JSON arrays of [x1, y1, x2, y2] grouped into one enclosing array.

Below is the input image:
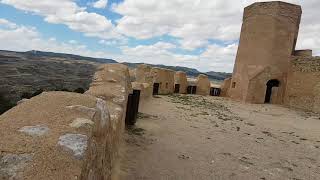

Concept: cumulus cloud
[[120, 42, 198, 67], [0, 19, 112, 58], [92, 0, 108, 9], [200, 44, 238, 72], [0, 0, 120, 39], [112, 0, 244, 49]]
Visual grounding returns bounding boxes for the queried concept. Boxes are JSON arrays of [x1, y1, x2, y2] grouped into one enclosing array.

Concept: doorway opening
[[264, 79, 280, 103], [187, 86, 197, 94], [153, 83, 160, 95], [174, 84, 180, 93], [210, 88, 221, 96], [125, 90, 141, 126]]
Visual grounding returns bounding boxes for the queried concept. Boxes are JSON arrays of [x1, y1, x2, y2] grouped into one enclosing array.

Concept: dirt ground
[[120, 95, 320, 180]]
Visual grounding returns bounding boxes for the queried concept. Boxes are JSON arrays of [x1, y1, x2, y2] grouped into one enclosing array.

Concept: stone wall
[[285, 57, 320, 112], [220, 77, 231, 97], [131, 82, 152, 100], [196, 74, 210, 96], [151, 67, 175, 95], [132, 64, 153, 100], [174, 71, 188, 94], [136, 64, 153, 84], [0, 64, 131, 180], [229, 1, 302, 103]]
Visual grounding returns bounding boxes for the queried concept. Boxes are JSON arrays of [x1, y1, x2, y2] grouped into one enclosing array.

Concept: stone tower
[[229, 1, 302, 103]]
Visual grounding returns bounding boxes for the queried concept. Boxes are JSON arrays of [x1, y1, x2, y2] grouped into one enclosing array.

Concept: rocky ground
[[120, 95, 320, 180]]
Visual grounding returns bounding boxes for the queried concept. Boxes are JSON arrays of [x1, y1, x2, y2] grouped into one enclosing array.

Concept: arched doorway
[[264, 79, 280, 103]]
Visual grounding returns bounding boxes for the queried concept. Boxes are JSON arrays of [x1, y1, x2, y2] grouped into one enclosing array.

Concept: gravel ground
[[120, 95, 320, 180]]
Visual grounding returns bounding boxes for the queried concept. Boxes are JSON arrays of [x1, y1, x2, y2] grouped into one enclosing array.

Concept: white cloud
[[68, 40, 78, 44], [0, 18, 17, 29], [119, 42, 198, 67], [200, 44, 238, 72], [92, 0, 108, 9], [0, 0, 120, 39], [112, 0, 244, 49], [0, 19, 112, 59]]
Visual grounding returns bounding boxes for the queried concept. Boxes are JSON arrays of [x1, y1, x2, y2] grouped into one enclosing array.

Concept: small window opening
[[232, 82, 236, 88]]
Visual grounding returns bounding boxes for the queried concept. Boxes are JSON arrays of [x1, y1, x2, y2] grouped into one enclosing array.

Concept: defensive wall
[[0, 64, 131, 180], [285, 56, 320, 113]]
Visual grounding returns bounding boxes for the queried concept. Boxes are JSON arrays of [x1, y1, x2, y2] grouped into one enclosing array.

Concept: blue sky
[[0, 0, 319, 72]]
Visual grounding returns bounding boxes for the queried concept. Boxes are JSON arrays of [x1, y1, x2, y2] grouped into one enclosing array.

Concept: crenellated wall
[[0, 64, 132, 180]]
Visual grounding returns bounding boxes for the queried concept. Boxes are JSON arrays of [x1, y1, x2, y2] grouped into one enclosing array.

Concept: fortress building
[[228, 1, 302, 104], [224, 1, 320, 113]]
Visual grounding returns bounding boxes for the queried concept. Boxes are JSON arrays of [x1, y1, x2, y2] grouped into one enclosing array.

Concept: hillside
[[0, 50, 99, 114]]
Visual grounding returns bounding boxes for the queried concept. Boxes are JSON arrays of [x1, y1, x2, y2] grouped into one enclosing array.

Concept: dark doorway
[[210, 88, 221, 96], [125, 90, 141, 126], [174, 84, 180, 93], [153, 83, 160, 95], [264, 79, 280, 103], [187, 86, 197, 94]]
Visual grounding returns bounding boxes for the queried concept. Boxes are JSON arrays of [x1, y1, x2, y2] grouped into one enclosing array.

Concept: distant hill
[[206, 71, 232, 81], [24, 50, 117, 64]]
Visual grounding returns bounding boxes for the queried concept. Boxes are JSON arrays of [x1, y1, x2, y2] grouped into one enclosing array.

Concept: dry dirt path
[[120, 95, 320, 180]]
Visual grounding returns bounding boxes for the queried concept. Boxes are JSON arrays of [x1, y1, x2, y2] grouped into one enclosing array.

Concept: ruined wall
[[220, 78, 231, 97], [196, 74, 210, 96], [151, 67, 175, 95], [174, 71, 188, 94], [0, 64, 131, 180], [132, 64, 153, 100], [131, 82, 152, 100], [284, 57, 320, 112], [136, 64, 153, 84], [229, 1, 302, 103]]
